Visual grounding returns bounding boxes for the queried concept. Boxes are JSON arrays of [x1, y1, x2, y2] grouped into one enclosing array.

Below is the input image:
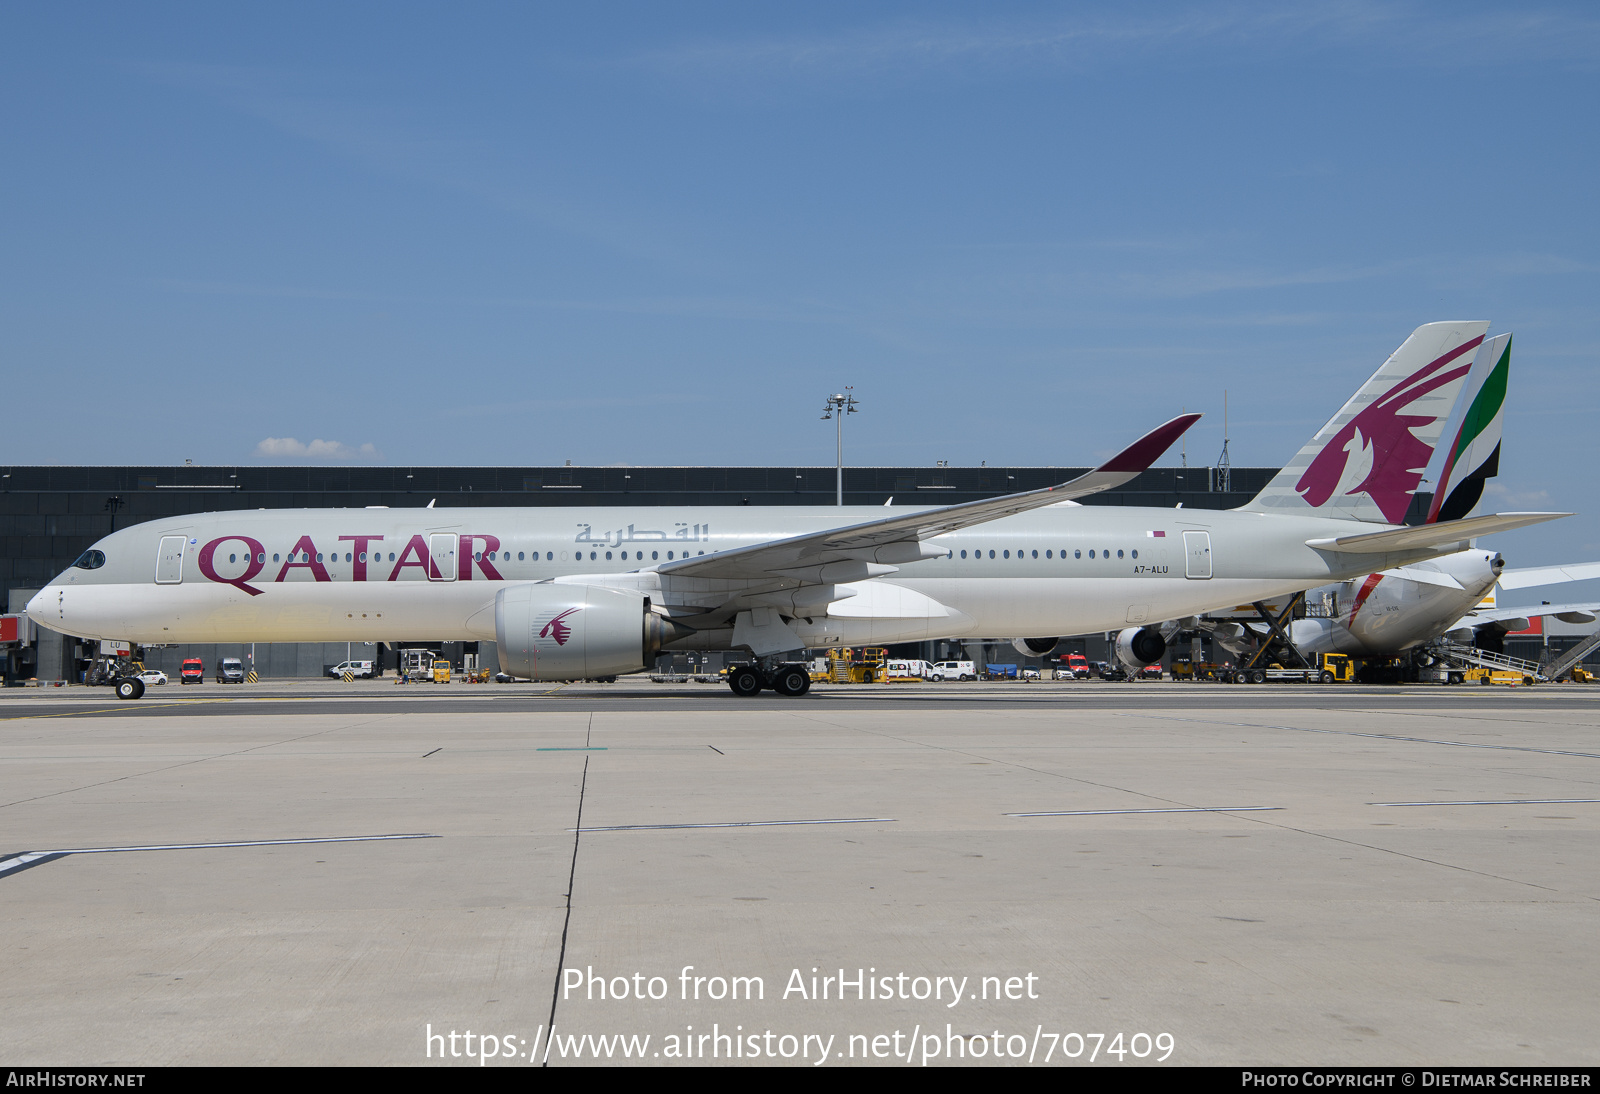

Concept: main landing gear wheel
[[727, 666, 764, 697], [114, 677, 145, 700], [771, 666, 810, 697]]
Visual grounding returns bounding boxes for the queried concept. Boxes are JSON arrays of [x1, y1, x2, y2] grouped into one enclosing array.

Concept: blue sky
[[4, 2, 1598, 580]]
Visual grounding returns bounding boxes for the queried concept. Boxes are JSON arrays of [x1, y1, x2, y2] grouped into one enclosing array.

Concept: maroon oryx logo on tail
[[1295, 336, 1481, 524], [539, 608, 581, 646]]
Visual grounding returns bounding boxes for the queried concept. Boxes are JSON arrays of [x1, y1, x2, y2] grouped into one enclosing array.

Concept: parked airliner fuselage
[[30, 503, 1479, 655], [1288, 550, 1503, 658], [27, 321, 1558, 691]]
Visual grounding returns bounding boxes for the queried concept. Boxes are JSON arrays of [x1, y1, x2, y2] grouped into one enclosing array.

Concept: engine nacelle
[[1011, 637, 1060, 657], [1114, 626, 1166, 674], [495, 583, 683, 681]]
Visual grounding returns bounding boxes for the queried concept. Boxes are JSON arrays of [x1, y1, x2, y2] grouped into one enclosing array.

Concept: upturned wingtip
[[1095, 413, 1203, 474]]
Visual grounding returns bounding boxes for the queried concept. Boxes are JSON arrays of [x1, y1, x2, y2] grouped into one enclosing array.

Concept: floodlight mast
[[820, 389, 859, 506]]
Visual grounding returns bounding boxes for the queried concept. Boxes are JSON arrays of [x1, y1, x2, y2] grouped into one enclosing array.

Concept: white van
[[930, 661, 976, 681], [327, 660, 375, 679]]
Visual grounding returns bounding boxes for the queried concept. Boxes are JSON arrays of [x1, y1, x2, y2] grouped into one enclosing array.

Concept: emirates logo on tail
[[539, 608, 580, 646], [1295, 337, 1481, 524]]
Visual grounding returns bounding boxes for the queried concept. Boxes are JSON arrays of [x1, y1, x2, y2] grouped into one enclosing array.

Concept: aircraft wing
[[1496, 561, 1600, 591], [1305, 512, 1569, 554], [1452, 600, 1600, 630], [656, 413, 1201, 583]]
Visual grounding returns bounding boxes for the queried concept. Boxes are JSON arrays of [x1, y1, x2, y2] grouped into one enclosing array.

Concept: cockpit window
[[72, 550, 106, 570]]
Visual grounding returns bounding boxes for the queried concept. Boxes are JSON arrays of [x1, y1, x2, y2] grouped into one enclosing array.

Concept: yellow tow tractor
[[1228, 653, 1354, 684], [432, 659, 452, 684], [817, 647, 887, 684]]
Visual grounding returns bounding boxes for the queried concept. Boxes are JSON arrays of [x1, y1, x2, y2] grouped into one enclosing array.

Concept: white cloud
[[254, 437, 380, 461]]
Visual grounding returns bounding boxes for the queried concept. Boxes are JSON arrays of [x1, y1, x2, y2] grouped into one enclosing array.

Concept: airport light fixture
[[820, 389, 859, 506]]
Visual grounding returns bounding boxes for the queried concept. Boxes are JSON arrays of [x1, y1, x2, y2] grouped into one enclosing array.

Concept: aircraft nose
[[25, 586, 57, 630]]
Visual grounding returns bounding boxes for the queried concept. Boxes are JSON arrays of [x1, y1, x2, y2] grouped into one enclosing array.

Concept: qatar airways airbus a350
[[28, 322, 1564, 697]]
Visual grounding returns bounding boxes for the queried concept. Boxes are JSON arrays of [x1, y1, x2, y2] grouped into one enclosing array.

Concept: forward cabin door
[[1183, 531, 1212, 579], [155, 536, 187, 584], [429, 534, 458, 581]]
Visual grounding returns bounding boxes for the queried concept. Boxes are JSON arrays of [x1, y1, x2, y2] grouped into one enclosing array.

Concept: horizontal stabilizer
[[1375, 566, 1464, 590], [1497, 560, 1600, 591], [1305, 512, 1568, 555], [1455, 600, 1600, 630]]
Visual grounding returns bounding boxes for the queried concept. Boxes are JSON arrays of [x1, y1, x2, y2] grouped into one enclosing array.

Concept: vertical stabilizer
[[1241, 321, 1490, 523], [1426, 333, 1509, 524]]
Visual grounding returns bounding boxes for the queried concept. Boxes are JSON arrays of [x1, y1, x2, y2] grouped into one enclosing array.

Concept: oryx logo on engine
[[539, 608, 581, 646]]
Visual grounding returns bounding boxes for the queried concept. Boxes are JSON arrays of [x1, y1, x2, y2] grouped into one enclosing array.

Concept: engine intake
[[1011, 637, 1060, 657], [1114, 626, 1167, 673], [495, 583, 687, 681]]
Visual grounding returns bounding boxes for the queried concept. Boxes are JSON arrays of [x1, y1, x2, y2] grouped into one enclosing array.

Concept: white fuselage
[[29, 503, 1471, 654], [1287, 551, 1501, 658]]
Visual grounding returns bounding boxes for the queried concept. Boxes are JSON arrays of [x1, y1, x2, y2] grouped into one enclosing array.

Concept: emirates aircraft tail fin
[[1426, 333, 1510, 524]]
